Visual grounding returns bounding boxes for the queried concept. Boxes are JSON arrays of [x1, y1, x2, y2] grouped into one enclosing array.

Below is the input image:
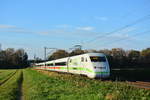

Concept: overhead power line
[[93, 30, 150, 48], [84, 14, 150, 46]]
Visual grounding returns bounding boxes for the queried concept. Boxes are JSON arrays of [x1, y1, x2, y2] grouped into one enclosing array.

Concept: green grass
[[23, 69, 150, 100], [0, 68, 149, 100], [0, 69, 16, 83], [0, 70, 22, 100]]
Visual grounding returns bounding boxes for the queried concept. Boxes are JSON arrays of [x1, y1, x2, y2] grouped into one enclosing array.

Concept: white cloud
[[76, 26, 94, 31], [10, 29, 28, 33], [0, 24, 97, 37], [94, 16, 108, 21], [0, 25, 16, 29], [0, 24, 48, 35]]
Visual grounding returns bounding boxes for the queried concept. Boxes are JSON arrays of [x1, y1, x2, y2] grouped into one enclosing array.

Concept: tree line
[[0, 48, 28, 69], [47, 48, 150, 68], [1, 47, 150, 69]]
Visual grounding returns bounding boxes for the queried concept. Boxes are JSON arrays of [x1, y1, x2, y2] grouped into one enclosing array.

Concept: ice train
[[33, 53, 110, 78]]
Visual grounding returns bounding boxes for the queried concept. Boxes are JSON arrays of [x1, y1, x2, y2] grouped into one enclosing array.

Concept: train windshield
[[90, 56, 106, 62]]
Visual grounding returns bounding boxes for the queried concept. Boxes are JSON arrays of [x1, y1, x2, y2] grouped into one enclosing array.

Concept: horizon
[[1, 0, 150, 59]]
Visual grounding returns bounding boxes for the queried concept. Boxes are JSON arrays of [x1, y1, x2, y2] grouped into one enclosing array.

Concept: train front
[[88, 53, 110, 78]]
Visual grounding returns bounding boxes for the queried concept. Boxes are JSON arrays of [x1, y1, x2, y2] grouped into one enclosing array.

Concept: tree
[[34, 57, 43, 63], [48, 50, 69, 60], [128, 50, 140, 66], [110, 48, 127, 67], [85, 49, 98, 53], [0, 50, 7, 67], [99, 49, 111, 55], [69, 49, 85, 56], [14, 49, 28, 68], [0, 48, 28, 69], [140, 48, 150, 66]]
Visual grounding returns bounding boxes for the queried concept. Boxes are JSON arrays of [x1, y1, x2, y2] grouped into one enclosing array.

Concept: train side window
[[46, 63, 53, 66], [81, 57, 84, 62], [85, 58, 88, 62], [55, 62, 66, 66], [70, 59, 72, 63]]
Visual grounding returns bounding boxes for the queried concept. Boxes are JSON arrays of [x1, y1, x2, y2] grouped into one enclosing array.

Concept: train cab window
[[81, 57, 84, 62], [90, 56, 106, 62]]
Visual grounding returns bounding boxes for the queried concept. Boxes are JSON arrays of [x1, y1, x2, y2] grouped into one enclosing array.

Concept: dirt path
[[18, 71, 24, 100]]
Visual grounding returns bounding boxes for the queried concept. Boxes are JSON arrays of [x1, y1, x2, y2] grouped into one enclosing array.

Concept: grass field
[[0, 70, 22, 100], [0, 68, 150, 100], [0, 69, 16, 84]]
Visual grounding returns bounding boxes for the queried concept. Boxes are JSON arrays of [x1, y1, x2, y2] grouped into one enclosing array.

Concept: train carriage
[[33, 53, 110, 78]]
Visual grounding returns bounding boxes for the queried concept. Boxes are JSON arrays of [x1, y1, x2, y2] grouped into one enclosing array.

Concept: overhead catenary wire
[[83, 14, 150, 47], [92, 30, 150, 48]]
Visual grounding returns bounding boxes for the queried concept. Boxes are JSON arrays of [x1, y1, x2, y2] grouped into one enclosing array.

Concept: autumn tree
[[45, 47, 150, 68], [110, 48, 127, 67], [48, 49, 69, 60], [140, 48, 150, 66], [128, 50, 140, 66], [69, 49, 85, 56], [0, 48, 28, 69]]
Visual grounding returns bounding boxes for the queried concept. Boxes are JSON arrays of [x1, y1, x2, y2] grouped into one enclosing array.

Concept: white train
[[33, 53, 110, 78]]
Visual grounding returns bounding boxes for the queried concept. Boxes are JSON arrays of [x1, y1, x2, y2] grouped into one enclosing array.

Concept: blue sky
[[0, 0, 150, 59]]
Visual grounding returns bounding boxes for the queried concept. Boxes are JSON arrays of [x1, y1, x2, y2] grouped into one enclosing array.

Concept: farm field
[[0, 69, 22, 100], [0, 69, 17, 84], [0, 68, 150, 100]]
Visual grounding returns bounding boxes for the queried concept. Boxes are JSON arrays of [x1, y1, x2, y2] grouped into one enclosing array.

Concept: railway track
[[128, 81, 150, 90], [0, 70, 17, 86]]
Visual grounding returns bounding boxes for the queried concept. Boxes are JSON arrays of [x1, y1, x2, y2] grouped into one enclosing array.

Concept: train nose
[[95, 73, 110, 78], [94, 66, 106, 71], [93, 62, 108, 70]]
